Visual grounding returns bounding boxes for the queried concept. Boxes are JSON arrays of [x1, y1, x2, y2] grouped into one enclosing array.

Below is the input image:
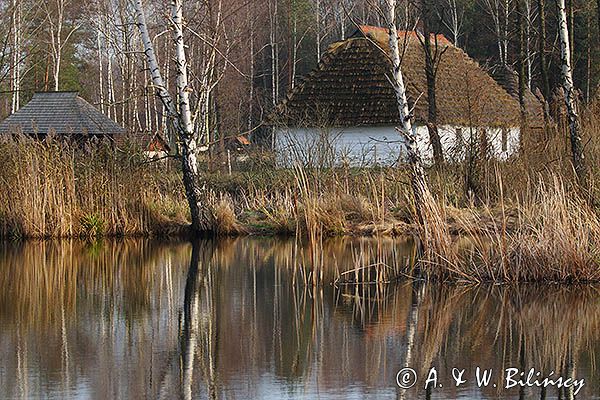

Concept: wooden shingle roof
[[490, 65, 545, 128], [274, 26, 534, 129], [0, 92, 126, 137]]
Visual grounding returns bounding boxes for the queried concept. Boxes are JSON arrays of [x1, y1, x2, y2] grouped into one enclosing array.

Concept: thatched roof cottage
[[272, 26, 544, 166]]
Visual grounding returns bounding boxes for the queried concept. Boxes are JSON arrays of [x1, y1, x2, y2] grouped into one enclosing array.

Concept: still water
[[0, 238, 598, 399]]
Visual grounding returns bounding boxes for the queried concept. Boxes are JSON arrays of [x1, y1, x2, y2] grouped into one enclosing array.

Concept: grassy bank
[[1, 123, 598, 241], [1, 110, 600, 282]]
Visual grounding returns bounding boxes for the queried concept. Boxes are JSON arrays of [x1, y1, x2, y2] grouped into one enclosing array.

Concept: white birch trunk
[[105, 13, 115, 118], [269, 0, 279, 106], [248, 6, 255, 130], [134, 0, 176, 117], [502, 0, 509, 65], [315, 0, 321, 62], [172, 0, 194, 140], [525, 0, 533, 88], [134, 0, 212, 232], [482, 0, 504, 63], [556, 0, 587, 183], [11, 0, 21, 113], [96, 23, 105, 114], [384, 0, 431, 224], [445, 0, 461, 47], [44, 0, 79, 92], [54, 3, 62, 92]]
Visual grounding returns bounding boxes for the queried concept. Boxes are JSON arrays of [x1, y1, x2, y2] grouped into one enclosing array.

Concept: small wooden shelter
[[0, 91, 126, 140]]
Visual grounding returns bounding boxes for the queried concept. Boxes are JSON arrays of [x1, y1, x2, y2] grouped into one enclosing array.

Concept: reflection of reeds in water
[[3, 238, 597, 398], [208, 237, 600, 397], [0, 239, 189, 328], [0, 239, 194, 400]]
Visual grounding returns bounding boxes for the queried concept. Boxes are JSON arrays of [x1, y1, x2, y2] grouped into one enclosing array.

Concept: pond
[[0, 238, 598, 399]]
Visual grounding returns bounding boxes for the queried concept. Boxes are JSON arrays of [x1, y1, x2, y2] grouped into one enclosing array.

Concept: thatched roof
[[273, 26, 528, 129], [490, 65, 545, 128], [0, 92, 126, 137]]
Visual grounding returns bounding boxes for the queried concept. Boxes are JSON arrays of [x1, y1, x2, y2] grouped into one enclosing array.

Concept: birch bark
[[134, 0, 213, 233], [556, 0, 587, 184], [11, 0, 21, 113], [384, 0, 431, 224]]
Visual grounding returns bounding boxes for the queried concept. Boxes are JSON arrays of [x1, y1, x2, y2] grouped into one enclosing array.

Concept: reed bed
[[2, 108, 600, 283], [0, 135, 188, 238], [417, 176, 600, 283]]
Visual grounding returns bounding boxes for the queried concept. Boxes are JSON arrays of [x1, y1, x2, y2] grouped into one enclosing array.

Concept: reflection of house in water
[[270, 26, 545, 166]]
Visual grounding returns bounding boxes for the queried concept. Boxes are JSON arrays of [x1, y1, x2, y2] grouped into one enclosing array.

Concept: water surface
[[0, 238, 598, 399]]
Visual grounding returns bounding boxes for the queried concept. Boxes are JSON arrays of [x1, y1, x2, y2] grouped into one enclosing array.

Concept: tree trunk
[[525, 0, 532, 88], [96, 23, 105, 114], [269, 0, 279, 107], [516, 0, 527, 123], [248, 5, 255, 131], [556, 0, 587, 184], [172, 0, 213, 232], [134, 0, 213, 233], [538, 0, 550, 103], [537, 0, 552, 127], [597, 0, 600, 44], [315, 0, 321, 62], [385, 0, 431, 225], [11, 0, 21, 113], [422, 0, 444, 165]]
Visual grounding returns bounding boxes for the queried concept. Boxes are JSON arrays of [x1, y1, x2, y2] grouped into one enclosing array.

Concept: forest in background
[[0, 0, 599, 148]]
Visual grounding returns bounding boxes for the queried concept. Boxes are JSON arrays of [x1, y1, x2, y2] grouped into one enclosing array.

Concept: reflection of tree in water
[[165, 238, 600, 399], [0, 239, 190, 399], [1, 238, 599, 399]]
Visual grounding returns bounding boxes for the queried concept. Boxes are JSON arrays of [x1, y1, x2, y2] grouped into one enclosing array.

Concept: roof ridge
[[268, 30, 540, 128]]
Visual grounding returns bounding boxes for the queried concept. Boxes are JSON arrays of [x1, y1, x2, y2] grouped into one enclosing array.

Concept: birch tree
[[537, 0, 550, 118], [11, 0, 21, 112], [41, 0, 80, 91], [516, 0, 527, 120], [556, 0, 587, 184], [384, 0, 431, 224], [438, 0, 465, 48], [481, 0, 511, 65], [134, 0, 213, 232]]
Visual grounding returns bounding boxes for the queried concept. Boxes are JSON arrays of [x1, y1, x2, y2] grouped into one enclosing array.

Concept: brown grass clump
[[502, 177, 600, 281], [0, 135, 187, 238], [210, 193, 242, 235], [419, 176, 600, 283]]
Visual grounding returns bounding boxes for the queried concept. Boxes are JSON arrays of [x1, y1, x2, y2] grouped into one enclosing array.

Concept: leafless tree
[[40, 0, 80, 91], [134, 0, 219, 232], [556, 0, 587, 184], [383, 0, 432, 224], [481, 0, 511, 65]]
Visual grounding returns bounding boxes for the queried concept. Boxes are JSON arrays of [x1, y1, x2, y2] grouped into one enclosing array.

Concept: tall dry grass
[[2, 104, 600, 283], [417, 176, 600, 282], [0, 135, 188, 238]]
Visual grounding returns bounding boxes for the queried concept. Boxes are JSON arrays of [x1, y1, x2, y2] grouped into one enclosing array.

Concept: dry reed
[[0, 135, 188, 238]]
